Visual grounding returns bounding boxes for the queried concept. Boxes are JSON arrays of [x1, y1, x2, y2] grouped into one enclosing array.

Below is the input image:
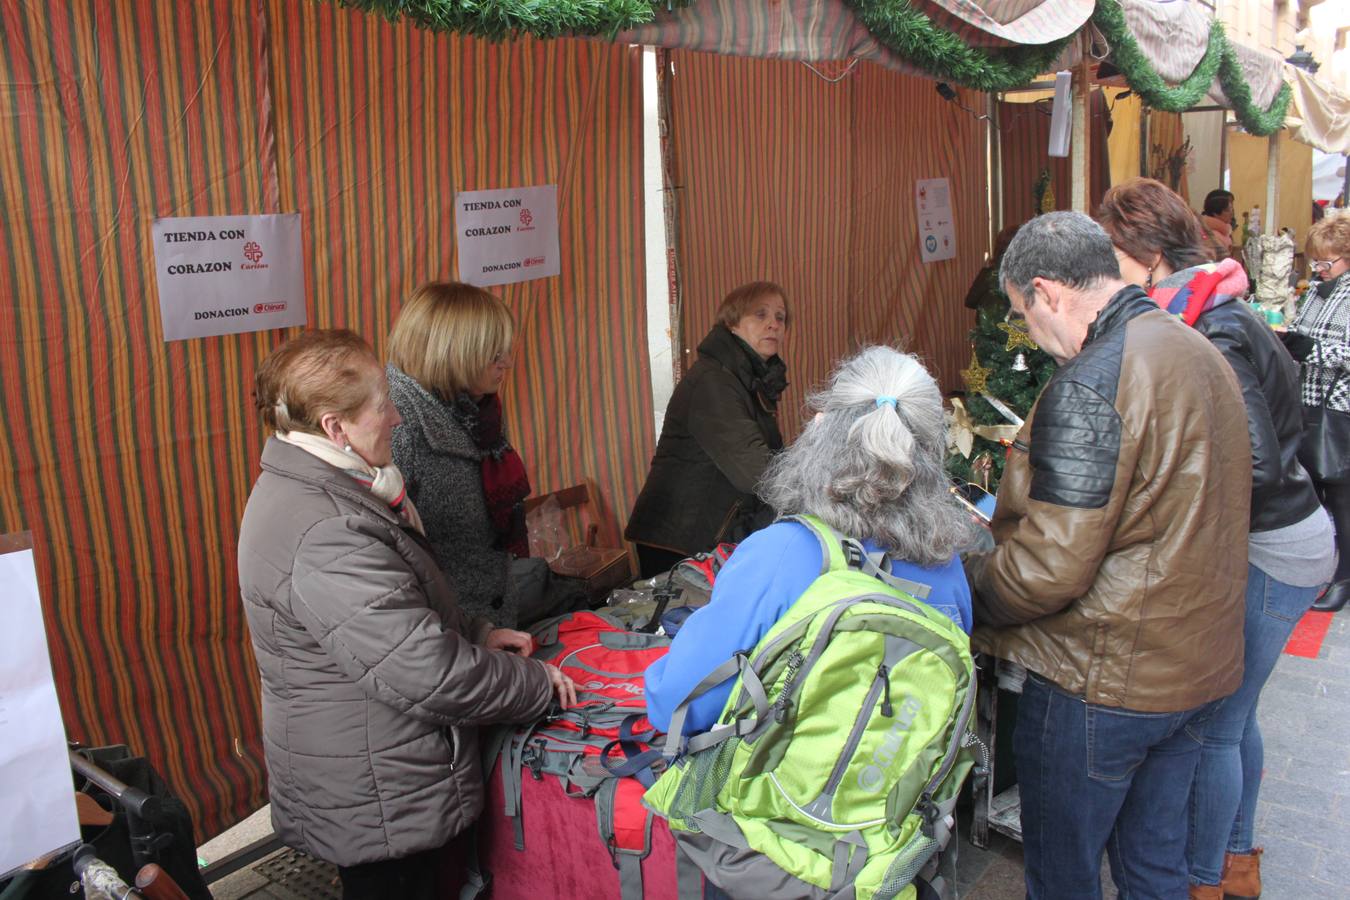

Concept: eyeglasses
[[1311, 257, 1343, 273]]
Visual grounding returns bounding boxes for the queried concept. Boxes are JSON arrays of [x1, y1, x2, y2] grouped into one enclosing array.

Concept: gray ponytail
[[759, 346, 975, 567]]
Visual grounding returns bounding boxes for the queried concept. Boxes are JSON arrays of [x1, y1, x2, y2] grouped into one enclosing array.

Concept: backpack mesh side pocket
[[664, 736, 742, 830], [873, 829, 939, 900]]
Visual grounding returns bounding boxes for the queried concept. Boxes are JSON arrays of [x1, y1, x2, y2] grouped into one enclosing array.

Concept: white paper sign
[[152, 213, 306, 341], [916, 178, 957, 263], [0, 547, 79, 877], [455, 185, 561, 287]]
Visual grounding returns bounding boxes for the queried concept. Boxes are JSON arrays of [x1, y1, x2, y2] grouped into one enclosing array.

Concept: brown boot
[[1221, 848, 1262, 899], [1190, 885, 1223, 900]]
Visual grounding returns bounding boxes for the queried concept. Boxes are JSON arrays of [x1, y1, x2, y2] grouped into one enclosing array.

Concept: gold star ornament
[[960, 351, 992, 395], [998, 320, 1038, 352]]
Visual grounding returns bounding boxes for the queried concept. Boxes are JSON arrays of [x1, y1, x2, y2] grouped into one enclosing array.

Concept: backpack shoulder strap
[[782, 514, 932, 600], [781, 514, 847, 574]]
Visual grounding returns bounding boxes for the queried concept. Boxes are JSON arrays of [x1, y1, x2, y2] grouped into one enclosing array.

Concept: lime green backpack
[[643, 515, 981, 900]]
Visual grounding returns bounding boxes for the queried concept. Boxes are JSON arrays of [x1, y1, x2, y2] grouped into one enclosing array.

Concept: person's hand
[[485, 627, 534, 656], [1277, 329, 1315, 362], [545, 664, 577, 709]]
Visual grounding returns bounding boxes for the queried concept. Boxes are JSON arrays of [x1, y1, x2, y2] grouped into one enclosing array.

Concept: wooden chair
[[525, 482, 633, 600]]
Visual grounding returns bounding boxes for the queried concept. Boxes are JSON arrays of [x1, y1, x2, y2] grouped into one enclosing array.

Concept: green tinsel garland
[[325, 0, 685, 40], [323, 0, 1291, 136], [1091, 0, 1290, 136], [841, 1, 1073, 93], [1217, 44, 1293, 136]]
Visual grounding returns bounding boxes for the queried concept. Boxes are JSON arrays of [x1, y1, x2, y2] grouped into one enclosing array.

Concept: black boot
[[1313, 580, 1350, 613]]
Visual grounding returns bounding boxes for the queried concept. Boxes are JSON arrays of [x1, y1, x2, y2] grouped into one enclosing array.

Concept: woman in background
[[626, 281, 790, 577]]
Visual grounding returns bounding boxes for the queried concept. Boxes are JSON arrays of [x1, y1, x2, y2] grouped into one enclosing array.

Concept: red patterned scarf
[[452, 392, 531, 557]]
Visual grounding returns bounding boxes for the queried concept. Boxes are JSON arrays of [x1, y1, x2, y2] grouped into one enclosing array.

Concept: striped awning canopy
[[617, 0, 1089, 67], [619, 0, 1320, 140], [920, 0, 1094, 47]]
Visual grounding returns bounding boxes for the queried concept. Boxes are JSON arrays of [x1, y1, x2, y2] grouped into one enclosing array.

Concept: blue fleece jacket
[[644, 519, 972, 736]]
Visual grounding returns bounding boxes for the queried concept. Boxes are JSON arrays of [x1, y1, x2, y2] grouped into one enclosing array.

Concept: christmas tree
[[947, 180, 1060, 493], [946, 276, 1056, 493]]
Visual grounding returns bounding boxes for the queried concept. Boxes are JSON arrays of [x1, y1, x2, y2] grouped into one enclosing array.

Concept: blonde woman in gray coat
[[386, 281, 531, 627], [238, 329, 575, 900]]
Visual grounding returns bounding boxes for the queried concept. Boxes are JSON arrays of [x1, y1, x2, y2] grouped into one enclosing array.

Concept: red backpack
[[489, 610, 689, 900]]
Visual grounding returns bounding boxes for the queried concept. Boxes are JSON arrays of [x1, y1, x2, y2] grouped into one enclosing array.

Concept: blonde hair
[[1307, 214, 1350, 261], [387, 281, 514, 401], [716, 281, 791, 330], [254, 330, 380, 434]]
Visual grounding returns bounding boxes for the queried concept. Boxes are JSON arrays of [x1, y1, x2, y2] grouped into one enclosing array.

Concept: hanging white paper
[[0, 546, 79, 878], [455, 185, 561, 287], [916, 178, 957, 263], [152, 213, 306, 341]]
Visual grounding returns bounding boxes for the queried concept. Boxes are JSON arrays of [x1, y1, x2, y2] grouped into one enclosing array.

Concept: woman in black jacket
[[626, 281, 789, 577], [1097, 179, 1336, 899]]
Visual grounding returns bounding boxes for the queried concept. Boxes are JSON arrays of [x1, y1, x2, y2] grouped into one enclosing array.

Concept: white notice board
[[0, 535, 79, 878], [916, 178, 957, 263], [455, 185, 561, 287], [152, 213, 306, 341]]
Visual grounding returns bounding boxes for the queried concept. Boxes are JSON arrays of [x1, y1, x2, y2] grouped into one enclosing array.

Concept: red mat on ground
[[481, 760, 686, 900], [1283, 609, 1334, 659]]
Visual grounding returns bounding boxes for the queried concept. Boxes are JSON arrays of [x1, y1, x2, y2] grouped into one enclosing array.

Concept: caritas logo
[[254, 301, 287, 314], [518, 208, 534, 230], [242, 241, 269, 270]]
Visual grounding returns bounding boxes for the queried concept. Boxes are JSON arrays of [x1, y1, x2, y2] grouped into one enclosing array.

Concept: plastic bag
[[526, 495, 566, 562]]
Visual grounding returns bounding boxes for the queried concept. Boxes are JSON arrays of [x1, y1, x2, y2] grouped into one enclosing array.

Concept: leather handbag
[[1300, 401, 1350, 485]]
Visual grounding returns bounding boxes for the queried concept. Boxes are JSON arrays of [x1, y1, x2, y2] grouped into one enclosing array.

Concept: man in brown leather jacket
[[966, 212, 1252, 899]]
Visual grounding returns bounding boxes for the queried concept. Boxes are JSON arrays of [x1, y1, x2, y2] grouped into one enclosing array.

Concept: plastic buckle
[[918, 792, 939, 838], [525, 739, 547, 781], [606, 835, 621, 870]]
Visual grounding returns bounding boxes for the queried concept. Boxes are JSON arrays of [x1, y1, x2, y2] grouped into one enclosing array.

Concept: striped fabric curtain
[[0, 0, 650, 837], [998, 88, 1112, 224], [668, 51, 992, 437]]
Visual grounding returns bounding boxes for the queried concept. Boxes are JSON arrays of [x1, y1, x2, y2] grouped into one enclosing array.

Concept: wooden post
[[1140, 106, 1151, 178], [642, 47, 677, 439], [1265, 132, 1281, 234], [990, 92, 1003, 252], [1071, 33, 1092, 212]]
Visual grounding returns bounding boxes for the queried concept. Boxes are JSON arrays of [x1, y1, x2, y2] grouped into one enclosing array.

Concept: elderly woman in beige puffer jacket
[[237, 329, 575, 900]]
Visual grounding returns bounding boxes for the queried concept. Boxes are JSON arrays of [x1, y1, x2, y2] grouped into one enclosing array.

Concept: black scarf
[[720, 326, 788, 407]]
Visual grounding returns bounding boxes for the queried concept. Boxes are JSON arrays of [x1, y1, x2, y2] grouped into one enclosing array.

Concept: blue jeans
[[1186, 564, 1321, 885], [1015, 672, 1218, 900]]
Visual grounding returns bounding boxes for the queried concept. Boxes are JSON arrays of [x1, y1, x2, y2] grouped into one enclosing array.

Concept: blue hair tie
[[875, 396, 898, 409]]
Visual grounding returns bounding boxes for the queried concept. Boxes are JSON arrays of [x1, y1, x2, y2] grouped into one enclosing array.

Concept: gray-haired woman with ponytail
[[645, 346, 977, 736]]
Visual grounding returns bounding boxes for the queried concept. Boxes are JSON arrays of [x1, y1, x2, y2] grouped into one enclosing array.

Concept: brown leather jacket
[[970, 286, 1252, 712]]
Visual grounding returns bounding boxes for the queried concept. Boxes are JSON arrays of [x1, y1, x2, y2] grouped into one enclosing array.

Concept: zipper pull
[[878, 664, 893, 717]]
